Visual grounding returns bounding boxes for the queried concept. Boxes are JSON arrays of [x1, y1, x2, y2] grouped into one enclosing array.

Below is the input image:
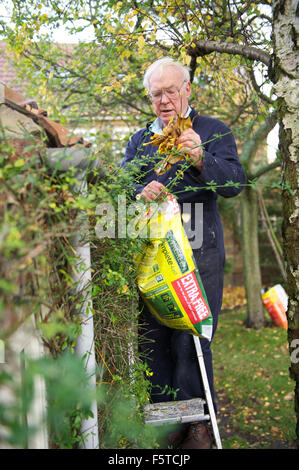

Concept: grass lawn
[[213, 307, 297, 449]]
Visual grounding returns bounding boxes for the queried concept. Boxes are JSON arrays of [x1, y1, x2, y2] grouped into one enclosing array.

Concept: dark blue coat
[[121, 107, 247, 403], [121, 107, 246, 260]]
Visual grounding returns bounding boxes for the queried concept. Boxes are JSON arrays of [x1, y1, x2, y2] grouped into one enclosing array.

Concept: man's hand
[[177, 128, 203, 171], [138, 181, 169, 202]]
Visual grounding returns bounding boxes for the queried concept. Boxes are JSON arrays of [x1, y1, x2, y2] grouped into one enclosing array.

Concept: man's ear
[[185, 81, 192, 98]]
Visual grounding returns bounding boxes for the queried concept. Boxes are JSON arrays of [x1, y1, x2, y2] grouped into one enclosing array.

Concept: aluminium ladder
[[144, 335, 222, 449]]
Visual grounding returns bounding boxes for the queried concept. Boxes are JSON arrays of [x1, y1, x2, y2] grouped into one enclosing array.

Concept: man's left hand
[[177, 129, 203, 171]]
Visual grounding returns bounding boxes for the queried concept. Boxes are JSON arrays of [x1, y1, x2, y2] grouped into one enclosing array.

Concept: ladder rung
[[144, 398, 209, 426]]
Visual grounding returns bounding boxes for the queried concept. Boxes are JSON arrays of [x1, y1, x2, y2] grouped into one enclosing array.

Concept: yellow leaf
[[137, 35, 145, 49], [14, 158, 25, 167], [121, 50, 131, 59], [144, 115, 192, 175]]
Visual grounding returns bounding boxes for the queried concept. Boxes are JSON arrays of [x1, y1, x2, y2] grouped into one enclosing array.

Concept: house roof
[[1, 81, 90, 148], [0, 39, 92, 147]]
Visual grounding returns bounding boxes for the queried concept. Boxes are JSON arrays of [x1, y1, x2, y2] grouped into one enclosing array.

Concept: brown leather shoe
[[180, 422, 212, 449], [167, 428, 187, 449]]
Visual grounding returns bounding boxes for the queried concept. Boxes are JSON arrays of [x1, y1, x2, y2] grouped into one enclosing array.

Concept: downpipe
[[46, 148, 99, 449]]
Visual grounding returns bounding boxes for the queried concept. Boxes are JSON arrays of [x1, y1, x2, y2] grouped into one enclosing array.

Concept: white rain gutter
[[46, 147, 99, 449]]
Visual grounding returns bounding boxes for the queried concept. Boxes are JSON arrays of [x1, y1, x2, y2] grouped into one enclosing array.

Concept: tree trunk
[[240, 186, 266, 329], [272, 0, 299, 446]]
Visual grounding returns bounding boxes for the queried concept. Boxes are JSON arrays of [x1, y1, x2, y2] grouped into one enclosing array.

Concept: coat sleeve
[[190, 119, 247, 198]]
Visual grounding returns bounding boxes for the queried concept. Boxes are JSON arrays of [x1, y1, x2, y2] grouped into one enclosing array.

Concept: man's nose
[[160, 91, 170, 103]]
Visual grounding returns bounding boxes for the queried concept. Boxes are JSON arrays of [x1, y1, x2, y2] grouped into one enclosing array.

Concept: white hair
[[143, 57, 190, 91]]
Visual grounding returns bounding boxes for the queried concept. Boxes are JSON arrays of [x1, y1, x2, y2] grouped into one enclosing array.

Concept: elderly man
[[121, 57, 246, 449]]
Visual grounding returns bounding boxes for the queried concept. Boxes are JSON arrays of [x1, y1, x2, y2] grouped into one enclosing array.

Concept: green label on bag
[[165, 230, 189, 274]]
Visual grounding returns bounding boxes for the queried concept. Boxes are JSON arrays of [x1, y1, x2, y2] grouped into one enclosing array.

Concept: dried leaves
[[144, 114, 192, 175], [222, 285, 247, 310]]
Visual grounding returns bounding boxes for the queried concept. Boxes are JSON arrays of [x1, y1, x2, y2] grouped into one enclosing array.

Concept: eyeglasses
[[149, 80, 187, 103]]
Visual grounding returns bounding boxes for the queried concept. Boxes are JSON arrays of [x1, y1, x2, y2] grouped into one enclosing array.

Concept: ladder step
[[144, 398, 209, 426]]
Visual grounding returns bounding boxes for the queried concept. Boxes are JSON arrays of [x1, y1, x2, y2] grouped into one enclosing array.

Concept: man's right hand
[[138, 181, 169, 201]]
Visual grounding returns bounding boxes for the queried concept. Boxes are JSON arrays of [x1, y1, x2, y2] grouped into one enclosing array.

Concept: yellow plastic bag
[[134, 195, 213, 340], [261, 284, 288, 329]]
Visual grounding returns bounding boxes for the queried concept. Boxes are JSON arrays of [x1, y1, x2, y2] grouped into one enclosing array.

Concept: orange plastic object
[[261, 284, 288, 329]]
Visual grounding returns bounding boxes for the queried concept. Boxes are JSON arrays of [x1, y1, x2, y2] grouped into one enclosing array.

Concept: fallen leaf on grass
[[283, 391, 294, 401], [222, 285, 246, 310], [271, 426, 280, 433]]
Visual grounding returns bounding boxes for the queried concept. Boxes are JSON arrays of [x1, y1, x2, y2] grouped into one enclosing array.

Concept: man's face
[[148, 65, 191, 127]]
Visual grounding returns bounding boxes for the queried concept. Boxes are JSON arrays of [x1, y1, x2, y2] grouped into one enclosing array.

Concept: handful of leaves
[[144, 114, 192, 175]]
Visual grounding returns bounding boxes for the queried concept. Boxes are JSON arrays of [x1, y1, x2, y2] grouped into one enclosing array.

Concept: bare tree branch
[[252, 158, 280, 180], [257, 187, 287, 281], [242, 111, 277, 168], [188, 40, 271, 66]]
